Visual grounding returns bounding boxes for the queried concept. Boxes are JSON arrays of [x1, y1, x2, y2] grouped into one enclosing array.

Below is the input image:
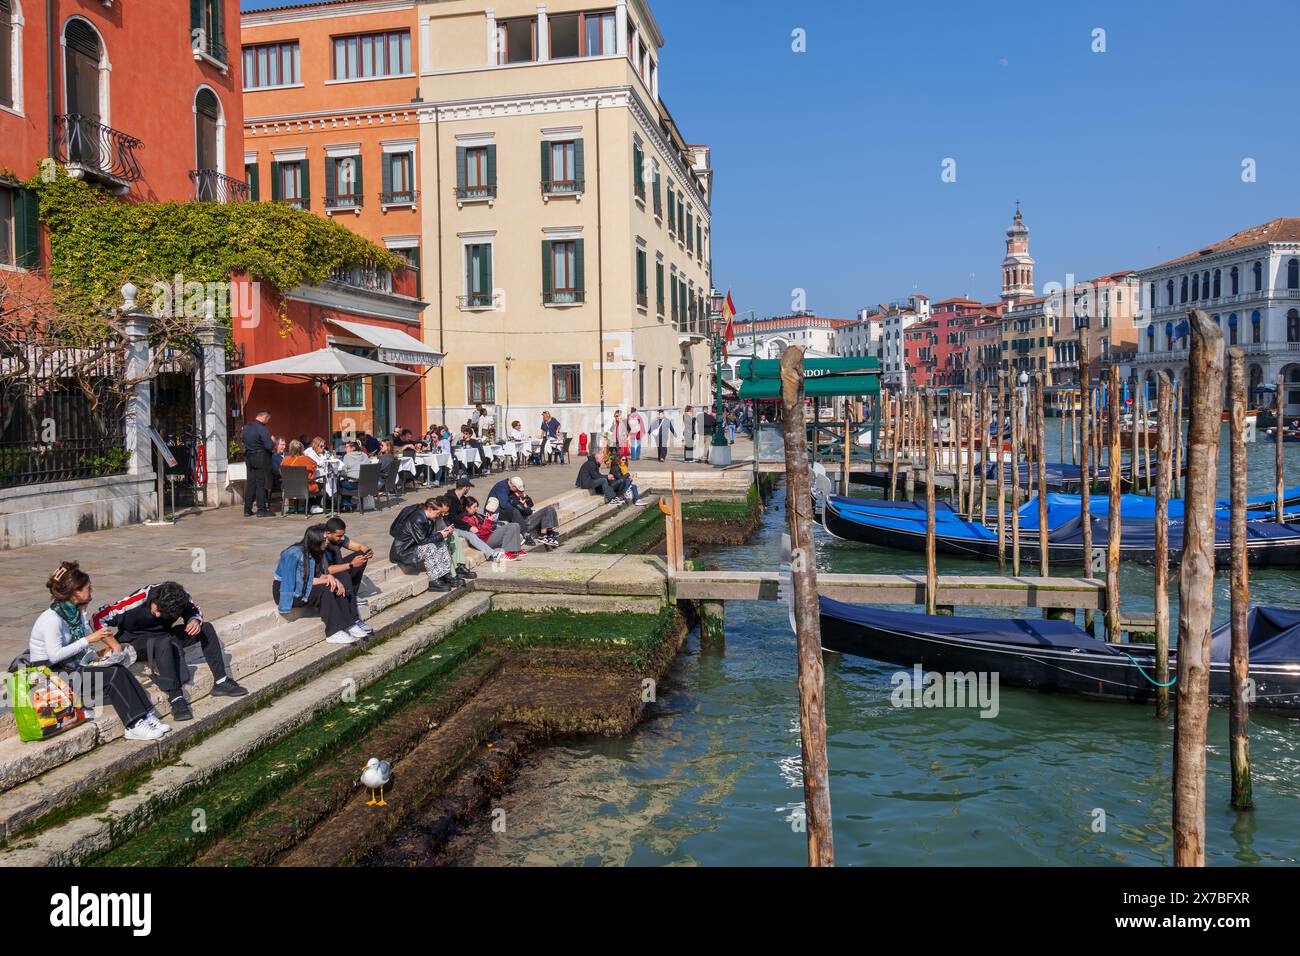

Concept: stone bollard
[[699, 600, 726, 645]]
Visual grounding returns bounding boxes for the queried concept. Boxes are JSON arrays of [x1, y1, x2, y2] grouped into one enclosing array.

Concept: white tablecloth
[[455, 447, 482, 467], [417, 452, 453, 471]]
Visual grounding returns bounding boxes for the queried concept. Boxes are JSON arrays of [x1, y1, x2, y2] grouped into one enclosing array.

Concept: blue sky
[[241, 0, 1300, 319]]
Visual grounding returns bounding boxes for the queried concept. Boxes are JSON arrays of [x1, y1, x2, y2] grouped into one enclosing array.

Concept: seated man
[[274, 525, 367, 646], [489, 476, 560, 547], [456, 428, 484, 478], [388, 498, 464, 592], [93, 581, 248, 721], [323, 516, 376, 631], [454, 496, 524, 562], [337, 440, 370, 509], [576, 452, 623, 506]]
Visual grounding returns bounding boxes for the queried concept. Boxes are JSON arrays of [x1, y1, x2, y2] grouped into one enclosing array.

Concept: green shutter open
[[456, 146, 467, 189], [381, 153, 393, 197], [14, 187, 40, 270], [245, 162, 259, 201], [270, 162, 282, 202], [574, 139, 585, 186], [324, 156, 337, 202], [540, 140, 551, 184], [486, 145, 497, 186], [541, 241, 552, 297], [354, 155, 363, 202], [299, 159, 310, 209], [574, 239, 585, 294]]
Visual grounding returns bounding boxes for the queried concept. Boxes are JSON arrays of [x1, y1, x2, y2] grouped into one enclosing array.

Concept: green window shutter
[[541, 241, 552, 297], [409, 246, 421, 298], [483, 244, 493, 296], [653, 168, 661, 212], [574, 139, 585, 186], [299, 159, 310, 209], [465, 245, 475, 293], [245, 163, 259, 201], [354, 155, 364, 202], [456, 146, 467, 190], [540, 140, 551, 184], [190, 0, 202, 30], [636, 251, 645, 295], [574, 239, 585, 294], [14, 187, 41, 269], [270, 161, 283, 202], [381, 153, 393, 198], [486, 145, 497, 186], [325, 157, 337, 201], [656, 262, 664, 309]]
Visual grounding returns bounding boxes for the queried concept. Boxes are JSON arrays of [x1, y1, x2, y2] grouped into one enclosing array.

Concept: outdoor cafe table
[[455, 447, 482, 469]]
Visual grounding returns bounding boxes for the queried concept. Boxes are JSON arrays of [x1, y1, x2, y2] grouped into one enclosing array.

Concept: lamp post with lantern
[[707, 290, 731, 467]]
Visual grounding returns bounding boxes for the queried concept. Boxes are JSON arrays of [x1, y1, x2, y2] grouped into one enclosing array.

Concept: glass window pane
[[257, 47, 268, 86], [268, 47, 279, 86], [585, 16, 599, 56], [348, 37, 358, 77], [334, 39, 345, 78], [603, 15, 616, 55]]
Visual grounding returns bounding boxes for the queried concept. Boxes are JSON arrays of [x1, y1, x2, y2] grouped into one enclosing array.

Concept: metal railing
[[543, 290, 585, 305], [381, 189, 418, 205], [190, 27, 229, 67], [274, 197, 308, 210], [0, 332, 128, 489], [541, 178, 584, 196], [458, 292, 498, 309], [189, 169, 249, 203], [54, 114, 144, 185], [327, 264, 393, 293], [637, 291, 649, 309], [455, 184, 497, 201], [324, 192, 363, 211]]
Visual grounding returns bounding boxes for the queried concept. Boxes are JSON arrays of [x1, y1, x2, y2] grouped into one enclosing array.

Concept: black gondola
[[818, 598, 1300, 711]]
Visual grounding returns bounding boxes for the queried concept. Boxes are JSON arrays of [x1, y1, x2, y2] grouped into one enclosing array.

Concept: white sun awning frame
[[326, 317, 444, 367]]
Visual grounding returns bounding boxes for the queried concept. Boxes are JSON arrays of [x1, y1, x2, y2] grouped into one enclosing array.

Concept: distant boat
[[818, 599, 1300, 711]]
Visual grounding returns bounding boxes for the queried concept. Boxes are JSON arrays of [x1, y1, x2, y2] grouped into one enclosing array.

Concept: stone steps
[[0, 476, 741, 845]]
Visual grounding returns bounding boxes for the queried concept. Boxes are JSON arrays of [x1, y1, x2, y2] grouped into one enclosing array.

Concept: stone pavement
[[0, 439, 753, 663]]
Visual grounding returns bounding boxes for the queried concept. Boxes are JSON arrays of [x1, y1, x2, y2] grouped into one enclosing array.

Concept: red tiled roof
[[1150, 218, 1300, 270]]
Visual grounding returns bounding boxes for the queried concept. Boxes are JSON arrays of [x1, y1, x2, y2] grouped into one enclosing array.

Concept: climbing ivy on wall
[[22, 171, 405, 336]]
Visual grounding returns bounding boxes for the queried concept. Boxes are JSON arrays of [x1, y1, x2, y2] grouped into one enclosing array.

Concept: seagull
[[361, 757, 391, 807]]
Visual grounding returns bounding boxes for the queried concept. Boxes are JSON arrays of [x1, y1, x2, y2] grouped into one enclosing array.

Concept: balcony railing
[[637, 291, 649, 309], [381, 189, 418, 206], [54, 114, 143, 187], [191, 27, 229, 68], [458, 292, 498, 309], [325, 193, 363, 211], [543, 290, 585, 306], [275, 197, 308, 211], [541, 178, 584, 196], [328, 265, 394, 294], [455, 184, 497, 201], [189, 169, 249, 203]]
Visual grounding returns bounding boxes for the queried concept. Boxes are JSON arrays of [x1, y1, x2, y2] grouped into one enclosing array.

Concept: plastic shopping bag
[[7, 666, 87, 742]]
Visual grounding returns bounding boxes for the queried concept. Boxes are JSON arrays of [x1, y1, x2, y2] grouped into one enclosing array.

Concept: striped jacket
[[92, 584, 203, 636]]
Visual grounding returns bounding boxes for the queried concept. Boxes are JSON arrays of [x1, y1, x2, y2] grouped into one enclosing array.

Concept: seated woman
[[280, 440, 324, 514], [273, 526, 368, 645], [306, 436, 329, 466], [388, 498, 465, 592], [29, 562, 169, 741], [453, 495, 523, 562], [270, 436, 287, 497], [606, 451, 648, 506]]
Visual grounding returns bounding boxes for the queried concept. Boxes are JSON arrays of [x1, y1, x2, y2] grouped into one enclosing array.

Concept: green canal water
[[458, 426, 1300, 866]]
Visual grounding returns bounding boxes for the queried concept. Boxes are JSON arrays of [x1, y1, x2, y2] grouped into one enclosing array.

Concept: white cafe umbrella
[[221, 347, 417, 440]]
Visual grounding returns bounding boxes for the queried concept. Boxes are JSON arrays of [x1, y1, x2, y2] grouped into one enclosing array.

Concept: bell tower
[[1001, 203, 1034, 307]]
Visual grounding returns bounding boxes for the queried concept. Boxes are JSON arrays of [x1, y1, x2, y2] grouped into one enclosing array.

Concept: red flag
[[722, 292, 737, 357]]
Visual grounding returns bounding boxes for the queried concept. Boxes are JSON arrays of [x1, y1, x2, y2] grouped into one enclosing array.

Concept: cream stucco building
[[417, 0, 715, 439]]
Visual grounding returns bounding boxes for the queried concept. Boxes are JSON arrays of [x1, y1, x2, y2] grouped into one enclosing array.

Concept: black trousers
[[51, 661, 153, 729], [273, 579, 359, 637], [121, 622, 229, 695], [245, 453, 271, 515], [657, 444, 669, 462]]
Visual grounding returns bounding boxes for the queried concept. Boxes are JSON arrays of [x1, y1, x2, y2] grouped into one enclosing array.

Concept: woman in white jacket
[[28, 562, 168, 740]]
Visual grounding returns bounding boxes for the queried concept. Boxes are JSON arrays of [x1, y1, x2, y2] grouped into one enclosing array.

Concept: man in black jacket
[[576, 452, 622, 505], [93, 581, 247, 721], [388, 498, 461, 592], [241, 410, 275, 517]]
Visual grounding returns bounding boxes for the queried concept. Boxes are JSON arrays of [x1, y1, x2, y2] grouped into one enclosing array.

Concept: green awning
[[736, 355, 880, 399]]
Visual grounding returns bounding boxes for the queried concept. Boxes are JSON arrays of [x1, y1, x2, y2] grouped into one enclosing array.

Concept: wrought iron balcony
[[455, 184, 496, 202], [189, 169, 249, 203], [274, 197, 308, 211], [637, 291, 649, 309], [457, 292, 498, 309], [543, 290, 585, 306], [541, 178, 584, 197], [381, 189, 418, 206], [191, 27, 229, 69], [324, 193, 363, 211], [54, 114, 143, 189]]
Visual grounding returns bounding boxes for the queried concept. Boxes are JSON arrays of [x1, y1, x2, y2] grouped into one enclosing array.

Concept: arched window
[[1191, 274, 1199, 300], [1251, 310, 1261, 344], [192, 88, 222, 199], [1202, 271, 1210, 300], [1228, 313, 1237, 346], [1289, 258, 1299, 290], [62, 17, 106, 168], [0, 0, 19, 113], [1254, 261, 1263, 291], [1165, 321, 1174, 350], [1231, 266, 1240, 295], [1180, 276, 1188, 303], [1166, 280, 1175, 306], [1288, 309, 1300, 343], [1213, 269, 1221, 298]]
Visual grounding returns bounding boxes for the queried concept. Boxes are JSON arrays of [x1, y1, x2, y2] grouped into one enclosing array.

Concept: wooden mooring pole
[[1277, 371, 1286, 523], [966, 392, 977, 518], [979, 385, 989, 523], [778, 346, 834, 867], [996, 373, 1007, 574], [1154, 373, 1173, 720], [1011, 376, 1022, 577], [1174, 382, 1184, 498], [1106, 364, 1122, 643], [1036, 376, 1049, 575], [1229, 349, 1253, 810], [1173, 309, 1225, 868], [924, 390, 938, 614], [1080, 335, 1095, 634]]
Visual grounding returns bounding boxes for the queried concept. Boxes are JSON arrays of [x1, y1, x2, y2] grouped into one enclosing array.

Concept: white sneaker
[[635, 498, 651, 507], [310, 506, 325, 515], [624, 488, 635, 501], [124, 719, 165, 741], [146, 713, 171, 733], [348, 624, 370, 639], [326, 630, 359, 645]]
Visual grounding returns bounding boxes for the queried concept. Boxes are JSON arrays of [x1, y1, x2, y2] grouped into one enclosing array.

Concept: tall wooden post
[[1173, 382, 1184, 497], [1080, 336, 1095, 634], [1011, 376, 1022, 577], [1173, 309, 1225, 869], [1130, 372, 1140, 493], [1276, 371, 1285, 523], [887, 394, 900, 501], [1106, 364, 1122, 643], [1036, 376, 1049, 575], [954, 393, 964, 516], [842, 416, 851, 496], [924, 390, 938, 615], [966, 393, 977, 518], [979, 386, 990, 523], [1154, 374, 1173, 720], [778, 346, 835, 867], [996, 375, 1006, 573], [1229, 349, 1253, 811], [1141, 386, 1153, 495]]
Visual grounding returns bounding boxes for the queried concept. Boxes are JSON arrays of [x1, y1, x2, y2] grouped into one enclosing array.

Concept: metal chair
[[380, 464, 402, 506], [280, 465, 312, 518], [352, 463, 381, 513], [558, 436, 573, 465]]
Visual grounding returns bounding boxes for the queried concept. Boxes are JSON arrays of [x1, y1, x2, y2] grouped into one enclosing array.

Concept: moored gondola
[[817, 598, 1300, 711]]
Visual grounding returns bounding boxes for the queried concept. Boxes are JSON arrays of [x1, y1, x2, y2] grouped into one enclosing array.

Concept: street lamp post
[[708, 291, 731, 467]]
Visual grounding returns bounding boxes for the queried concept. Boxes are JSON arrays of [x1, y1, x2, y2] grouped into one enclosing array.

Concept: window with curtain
[[384, 151, 414, 203], [583, 12, 616, 56], [332, 31, 410, 80], [1289, 258, 1299, 289], [243, 42, 299, 89], [551, 241, 578, 302], [552, 364, 581, 404], [467, 366, 496, 404], [464, 243, 492, 307]]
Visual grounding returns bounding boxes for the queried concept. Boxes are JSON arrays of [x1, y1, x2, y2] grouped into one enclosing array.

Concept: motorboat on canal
[[817, 598, 1300, 711]]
